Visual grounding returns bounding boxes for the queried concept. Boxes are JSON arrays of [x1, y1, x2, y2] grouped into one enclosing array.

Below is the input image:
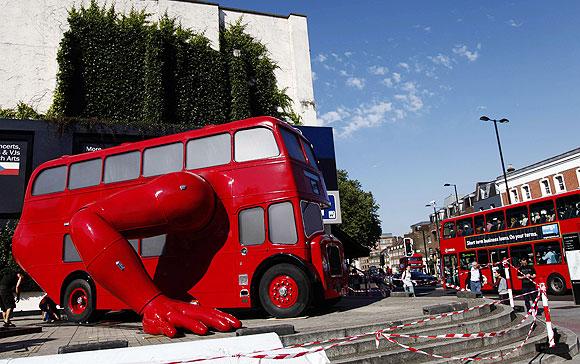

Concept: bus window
[[443, 221, 456, 239], [457, 218, 474, 237], [69, 159, 102, 190], [234, 127, 280, 162], [509, 244, 533, 267], [443, 254, 458, 286], [474, 215, 485, 234], [32, 165, 67, 196], [141, 235, 167, 257], [268, 202, 298, 244], [63, 235, 82, 263], [489, 248, 508, 266], [506, 206, 528, 228], [186, 133, 231, 170], [485, 210, 505, 232], [477, 250, 489, 265], [239, 207, 265, 246], [128, 239, 139, 254], [460, 252, 476, 270], [301, 140, 318, 168], [104, 151, 140, 183], [280, 128, 305, 162], [301, 201, 323, 237], [535, 241, 563, 265], [557, 195, 580, 220], [530, 200, 556, 225], [143, 143, 183, 177]]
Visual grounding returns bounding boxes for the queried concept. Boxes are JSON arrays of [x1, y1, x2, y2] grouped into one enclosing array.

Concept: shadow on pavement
[[0, 338, 55, 353]]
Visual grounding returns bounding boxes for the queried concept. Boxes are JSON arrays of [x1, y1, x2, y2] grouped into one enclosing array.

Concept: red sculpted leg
[[70, 172, 241, 336]]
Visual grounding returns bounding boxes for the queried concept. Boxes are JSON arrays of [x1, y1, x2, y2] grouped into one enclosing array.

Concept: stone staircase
[[279, 302, 579, 363]]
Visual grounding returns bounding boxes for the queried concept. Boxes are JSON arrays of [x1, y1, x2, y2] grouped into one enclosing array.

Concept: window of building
[[509, 244, 533, 267], [535, 241, 563, 265], [68, 159, 102, 190], [460, 252, 476, 270], [456, 218, 474, 237], [530, 200, 556, 224], [143, 143, 183, 177], [477, 250, 489, 265], [474, 215, 485, 234], [510, 189, 519, 203], [32, 165, 67, 196], [239, 207, 265, 246], [280, 128, 305, 162], [141, 235, 167, 257], [63, 234, 82, 263], [557, 194, 580, 220], [234, 127, 279, 162], [268, 202, 298, 244], [540, 178, 552, 196], [301, 201, 323, 237], [553, 175, 566, 193], [104, 151, 140, 183], [443, 221, 456, 239], [506, 206, 529, 228], [485, 210, 506, 232], [186, 133, 231, 170], [521, 185, 531, 201]]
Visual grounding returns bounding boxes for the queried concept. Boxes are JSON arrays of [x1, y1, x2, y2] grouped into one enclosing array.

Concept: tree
[[337, 169, 382, 249]]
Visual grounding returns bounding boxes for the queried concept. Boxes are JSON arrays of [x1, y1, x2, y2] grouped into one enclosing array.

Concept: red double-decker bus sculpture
[[12, 117, 347, 337]]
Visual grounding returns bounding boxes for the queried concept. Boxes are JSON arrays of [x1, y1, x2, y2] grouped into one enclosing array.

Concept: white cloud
[[339, 70, 351, 77], [369, 65, 388, 75], [401, 81, 417, 92], [392, 72, 402, 83], [315, 53, 327, 63], [344, 51, 353, 57], [312, 71, 317, 81], [340, 101, 394, 136], [453, 44, 479, 62], [429, 54, 453, 69], [507, 19, 523, 28], [346, 77, 365, 90], [318, 108, 350, 126], [398, 62, 410, 71], [395, 93, 424, 112], [424, 26, 431, 32], [382, 78, 393, 87]]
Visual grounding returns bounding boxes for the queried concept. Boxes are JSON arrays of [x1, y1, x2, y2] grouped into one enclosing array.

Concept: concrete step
[[510, 325, 580, 364]]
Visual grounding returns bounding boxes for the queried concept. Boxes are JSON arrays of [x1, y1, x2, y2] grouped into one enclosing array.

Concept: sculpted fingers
[[207, 308, 242, 329], [169, 311, 208, 335], [143, 316, 177, 338]]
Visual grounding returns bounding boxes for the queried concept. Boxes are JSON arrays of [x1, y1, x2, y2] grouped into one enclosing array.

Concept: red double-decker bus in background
[[400, 254, 425, 271], [440, 190, 580, 295], [13, 116, 347, 322]]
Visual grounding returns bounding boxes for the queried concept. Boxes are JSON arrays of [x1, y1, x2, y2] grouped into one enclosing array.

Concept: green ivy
[[0, 102, 44, 120], [48, 1, 299, 128]]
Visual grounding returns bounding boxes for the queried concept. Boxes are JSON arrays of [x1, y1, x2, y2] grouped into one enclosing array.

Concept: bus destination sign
[[465, 223, 560, 249]]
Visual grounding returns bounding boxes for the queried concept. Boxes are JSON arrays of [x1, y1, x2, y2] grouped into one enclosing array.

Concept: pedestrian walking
[[401, 266, 415, 297], [517, 257, 536, 312], [467, 261, 486, 295], [0, 268, 24, 328], [493, 269, 509, 304]]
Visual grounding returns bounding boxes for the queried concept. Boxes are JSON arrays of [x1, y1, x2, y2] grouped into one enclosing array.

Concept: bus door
[[442, 253, 458, 287], [508, 244, 534, 291], [476, 249, 493, 290], [489, 247, 510, 288], [459, 251, 476, 288]]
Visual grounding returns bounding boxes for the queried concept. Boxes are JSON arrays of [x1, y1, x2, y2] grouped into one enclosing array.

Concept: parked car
[[391, 270, 438, 289]]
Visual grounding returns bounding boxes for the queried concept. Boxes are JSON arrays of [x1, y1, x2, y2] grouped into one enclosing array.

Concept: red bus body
[[13, 117, 347, 316], [400, 254, 425, 271], [440, 190, 579, 295]]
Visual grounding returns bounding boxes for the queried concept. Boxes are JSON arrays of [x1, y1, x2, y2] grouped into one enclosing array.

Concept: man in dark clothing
[[517, 258, 537, 312], [0, 268, 24, 328]]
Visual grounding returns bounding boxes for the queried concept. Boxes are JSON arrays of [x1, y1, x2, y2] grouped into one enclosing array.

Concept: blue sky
[[217, 1, 580, 235]]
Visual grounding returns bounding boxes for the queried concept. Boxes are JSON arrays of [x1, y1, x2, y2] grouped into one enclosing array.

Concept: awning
[[330, 225, 370, 259]]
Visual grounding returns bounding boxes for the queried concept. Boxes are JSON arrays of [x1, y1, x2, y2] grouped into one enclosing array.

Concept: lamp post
[[480, 116, 511, 204], [425, 201, 440, 242], [444, 183, 460, 215]]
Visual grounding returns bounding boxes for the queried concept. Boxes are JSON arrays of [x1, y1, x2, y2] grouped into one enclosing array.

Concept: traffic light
[[404, 238, 413, 257]]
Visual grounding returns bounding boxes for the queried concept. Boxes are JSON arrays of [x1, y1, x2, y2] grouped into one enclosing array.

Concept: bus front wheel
[[63, 278, 96, 323], [547, 274, 567, 295], [259, 263, 311, 318]]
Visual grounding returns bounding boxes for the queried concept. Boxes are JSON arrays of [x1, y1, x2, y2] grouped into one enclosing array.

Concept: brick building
[[356, 233, 396, 271], [496, 147, 580, 205]]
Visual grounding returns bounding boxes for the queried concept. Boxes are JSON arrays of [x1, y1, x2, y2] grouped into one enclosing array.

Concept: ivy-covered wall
[[49, 1, 299, 127]]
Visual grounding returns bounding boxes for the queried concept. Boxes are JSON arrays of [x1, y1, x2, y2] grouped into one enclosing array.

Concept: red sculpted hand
[[142, 296, 242, 337]]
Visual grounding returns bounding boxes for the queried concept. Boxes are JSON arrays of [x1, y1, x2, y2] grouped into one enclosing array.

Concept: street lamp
[[480, 115, 511, 204], [443, 183, 460, 215], [425, 201, 440, 242]]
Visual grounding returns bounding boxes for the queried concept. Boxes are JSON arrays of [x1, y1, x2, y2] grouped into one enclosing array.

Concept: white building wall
[[0, 0, 316, 124]]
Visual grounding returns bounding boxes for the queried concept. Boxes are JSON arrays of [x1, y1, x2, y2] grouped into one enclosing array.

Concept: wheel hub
[[269, 275, 299, 309]]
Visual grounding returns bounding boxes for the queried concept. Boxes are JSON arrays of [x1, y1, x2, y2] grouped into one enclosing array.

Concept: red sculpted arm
[[70, 172, 241, 337]]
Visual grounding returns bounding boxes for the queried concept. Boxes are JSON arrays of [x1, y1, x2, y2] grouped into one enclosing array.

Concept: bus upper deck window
[[32, 165, 67, 196], [234, 127, 279, 162], [69, 158, 102, 190], [506, 206, 529, 228], [268, 202, 298, 244], [557, 195, 580, 220], [443, 221, 456, 239], [280, 128, 305, 162], [530, 200, 556, 225], [474, 215, 485, 234], [485, 210, 505, 232], [239, 207, 265, 246], [104, 151, 140, 183], [301, 201, 323, 237], [301, 140, 318, 169], [143, 143, 183, 177], [186, 133, 231, 170], [456, 218, 474, 237]]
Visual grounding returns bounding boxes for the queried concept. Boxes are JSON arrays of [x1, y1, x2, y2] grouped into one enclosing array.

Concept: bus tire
[[259, 263, 311, 318], [547, 273, 567, 295], [63, 278, 96, 323]]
